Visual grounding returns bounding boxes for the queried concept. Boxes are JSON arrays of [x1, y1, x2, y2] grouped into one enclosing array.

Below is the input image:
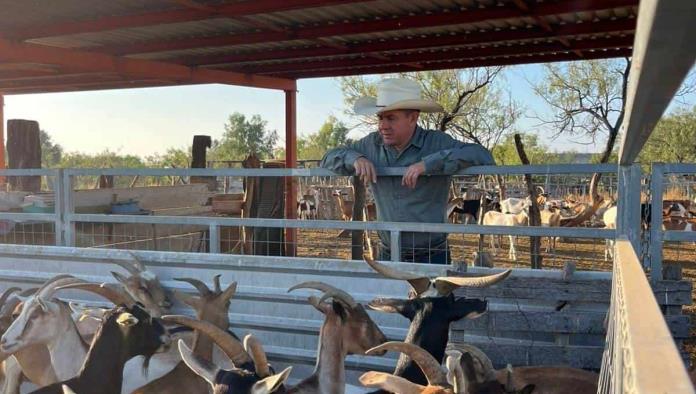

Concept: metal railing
[[598, 238, 694, 394], [0, 164, 619, 262], [649, 163, 696, 282]]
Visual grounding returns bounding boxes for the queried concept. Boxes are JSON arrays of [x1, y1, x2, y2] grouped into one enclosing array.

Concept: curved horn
[[359, 371, 425, 394], [318, 289, 358, 309], [213, 275, 222, 293], [367, 341, 447, 387], [36, 274, 74, 296], [161, 315, 252, 367], [445, 351, 466, 394], [0, 287, 21, 308], [448, 344, 495, 382], [39, 277, 90, 300], [244, 334, 270, 378], [174, 278, 211, 296], [433, 269, 511, 294], [56, 283, 134, 307], [19, 288, 38, 297], [363, 257, 432, 296], [177, 339, 219, 386]]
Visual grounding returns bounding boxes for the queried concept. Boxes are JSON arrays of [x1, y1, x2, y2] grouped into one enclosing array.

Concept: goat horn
[[367, 341, 447, 387], [36, 274, 74, 296], [19, 288, 38, 297], [363, 256, 432, 296], [288, 282, 357, 307], [39, 277, 90, 300], [174, 278, 211, 296], [318, 289, 358, 309], [162, 315, 253, 367], [244, 334, 270, 378], [0, 287, 21, 308], [445, 351, 466, 394], [433, 269, 511, 293], [448, 344, 495, 382], [213, 275, 222, 293], [56, 283, 134, 307], [359, 371, 426, 394]]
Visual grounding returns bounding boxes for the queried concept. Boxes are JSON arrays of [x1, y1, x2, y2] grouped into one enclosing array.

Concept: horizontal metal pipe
[[663, 231, 696, 242]]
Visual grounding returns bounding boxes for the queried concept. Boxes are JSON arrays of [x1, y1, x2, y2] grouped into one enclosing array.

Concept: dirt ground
[[295, 229, 696, 366]]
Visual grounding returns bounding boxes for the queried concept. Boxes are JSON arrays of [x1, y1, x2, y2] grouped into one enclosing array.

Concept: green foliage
[[145, 147, 192, 168], [491, 134, 556, 165], [59, 150, 145, 168], [40, 130, 63, 168], [640, 106, 696, 163], [210, 112, 278, 161], [297, 116, 351, 160]]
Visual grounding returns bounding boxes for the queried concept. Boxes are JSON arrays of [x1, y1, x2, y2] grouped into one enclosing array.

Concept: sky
[[3, 63, 694, 158]]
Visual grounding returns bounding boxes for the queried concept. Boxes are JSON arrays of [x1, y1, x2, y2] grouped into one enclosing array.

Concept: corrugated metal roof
[[0, 0, 638, 93]]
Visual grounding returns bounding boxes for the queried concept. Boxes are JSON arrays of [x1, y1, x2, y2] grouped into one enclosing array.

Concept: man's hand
[[354, 157, 377, 185], [402, 161, 425, 189]]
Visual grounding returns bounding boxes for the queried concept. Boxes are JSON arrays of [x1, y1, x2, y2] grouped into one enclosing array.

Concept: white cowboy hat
[[353, 78, 444, 116]]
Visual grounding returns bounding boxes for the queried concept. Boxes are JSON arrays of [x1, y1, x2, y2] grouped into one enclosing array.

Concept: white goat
[[499, 197, 531, 214], [483, 201, 530, 261], [603, 206, 617, 261]]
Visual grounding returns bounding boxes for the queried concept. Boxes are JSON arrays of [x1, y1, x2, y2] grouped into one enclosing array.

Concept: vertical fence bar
[[62, 170, 75, 247], [209, 223, 220, 254], [617, 164, 642, 253], [54, 169, 65, 246], [649, 163, 664, 283], [390, 230, 400, 262]]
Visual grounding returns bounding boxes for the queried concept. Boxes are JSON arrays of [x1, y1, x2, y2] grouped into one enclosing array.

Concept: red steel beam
[[284, 89, 297, 257], [5, 0, 372, 39], [0, 80, 186, 95], [283, 48, 634, 79], [104, 0, 638, 55], [236, 36, 633, 75], [184, 18, 635, 67], [0, 37, 296, 91], [0, 94, 4, 173]]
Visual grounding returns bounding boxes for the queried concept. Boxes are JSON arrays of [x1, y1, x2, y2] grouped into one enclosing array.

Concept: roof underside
[[0, 0, 638, 94]]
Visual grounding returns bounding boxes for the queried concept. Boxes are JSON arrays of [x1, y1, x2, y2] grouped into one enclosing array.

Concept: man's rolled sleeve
[[320, 136, 372, 175]]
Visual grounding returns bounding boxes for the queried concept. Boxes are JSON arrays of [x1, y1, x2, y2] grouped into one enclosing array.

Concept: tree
[[640, 106, 696, 163], [40, 130, 63, 168], [210, 112, 278, 161], [339, 69, 520, 149], [492, 134, 555, 165], [59, 149, 145, 168], [297, 116, 352, 160], [146, 147, 192, 168]]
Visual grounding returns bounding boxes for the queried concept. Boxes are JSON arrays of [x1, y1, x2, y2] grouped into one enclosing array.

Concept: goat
[[447, 198, 499, 224], [482, 204, 529, 261], [333, 190, 354, 221], [361, 343, 536, 394], [285, 282, 387, 394], [539, 204, 561, 253], [363, 256, 510, 389], [30, 293, 170, 394], [132, 275, 238, 394], [455, 347, 596, 394], [500, 197, 532, 215], [109, 252, 172, 318], [1, 276, 89, 381], [360, 342, 457, 394], [163, 315, 290, 394], [603, 206, 617, 261]]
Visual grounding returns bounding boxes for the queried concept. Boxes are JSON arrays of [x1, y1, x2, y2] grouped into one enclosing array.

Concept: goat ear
[[251, 366, 292, 394], [177, 339, 219, 387], [111, 271, 129, 285], [458, 352, 480, 388], [221, 281, 237, 302], [307, 296, 332, 315], [449, 298, 487, 321]]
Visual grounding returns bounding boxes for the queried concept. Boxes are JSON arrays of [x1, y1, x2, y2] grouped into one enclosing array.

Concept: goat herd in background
[[318, 182, 696, 263], [0, 253, 601, 394]]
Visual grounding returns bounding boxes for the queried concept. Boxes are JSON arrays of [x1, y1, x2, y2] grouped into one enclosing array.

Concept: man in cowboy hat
[[321, 78, 495, 264]]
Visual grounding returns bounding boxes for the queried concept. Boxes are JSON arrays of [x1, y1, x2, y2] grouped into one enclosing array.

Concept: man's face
[[377, 110, 419, 149]]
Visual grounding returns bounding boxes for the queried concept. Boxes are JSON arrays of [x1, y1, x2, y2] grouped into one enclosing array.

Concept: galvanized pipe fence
[[0, 163, 693, 392]]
